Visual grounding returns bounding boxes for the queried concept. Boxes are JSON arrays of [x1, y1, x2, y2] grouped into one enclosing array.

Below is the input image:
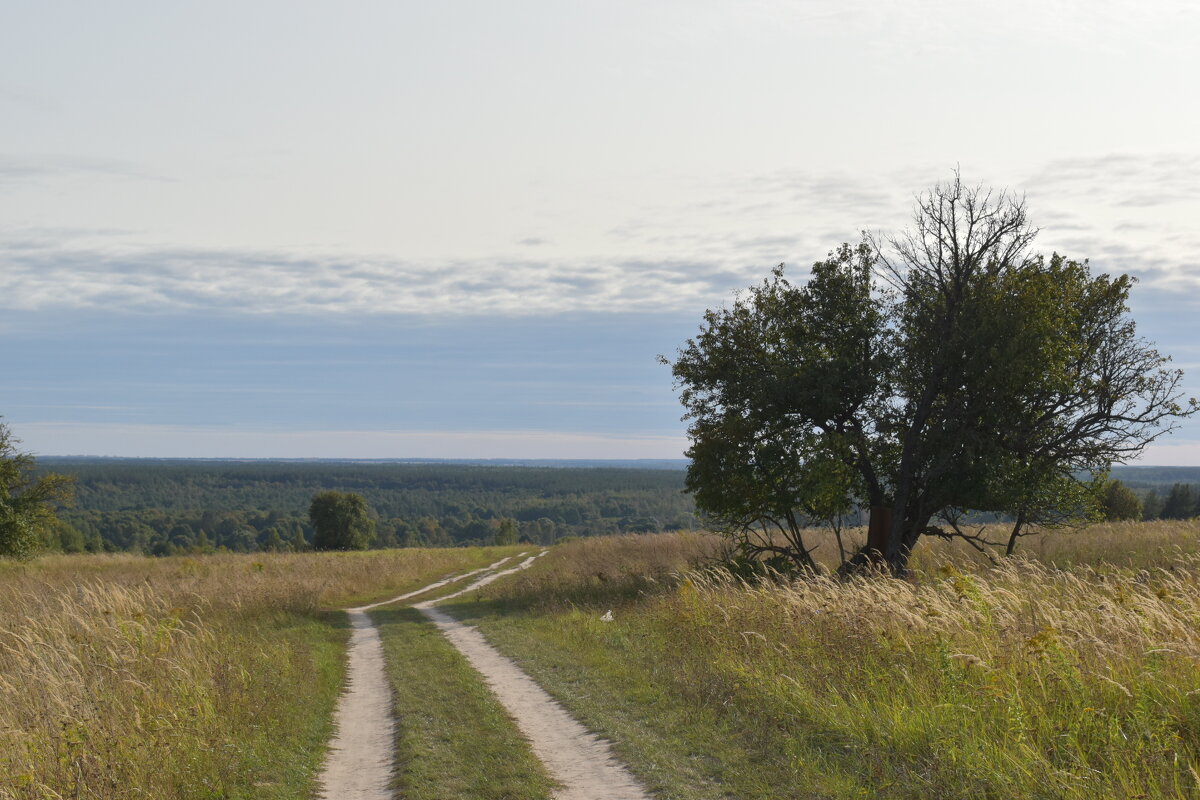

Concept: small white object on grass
[[600, 610, 614, 622]]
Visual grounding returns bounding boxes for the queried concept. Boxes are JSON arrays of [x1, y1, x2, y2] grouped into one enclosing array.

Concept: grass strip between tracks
[[373, 605, 558, 800]]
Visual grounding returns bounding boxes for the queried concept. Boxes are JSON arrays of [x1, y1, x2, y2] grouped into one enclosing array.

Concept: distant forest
[[35, 459, 697, 555], [28, 459, 1200, 556]]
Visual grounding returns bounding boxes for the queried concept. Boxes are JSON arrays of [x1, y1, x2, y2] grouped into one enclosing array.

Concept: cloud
[[2, 156, 1196, 316], [1026, 153, 1200, 207], [0, 153, 170, 183], [0, 238, 753, 316]]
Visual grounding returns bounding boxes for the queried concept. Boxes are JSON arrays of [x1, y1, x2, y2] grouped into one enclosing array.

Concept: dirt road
[[317, 552, 650, 800]]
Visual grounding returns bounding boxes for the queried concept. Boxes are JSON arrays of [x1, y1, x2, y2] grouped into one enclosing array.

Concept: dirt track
[[317, 553, 650, 800]]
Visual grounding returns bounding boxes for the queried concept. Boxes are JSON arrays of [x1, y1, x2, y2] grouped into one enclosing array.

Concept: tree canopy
[[308, 490, 375, 551], [0, 421, 74, 559], [668, 174, 1197, 575]]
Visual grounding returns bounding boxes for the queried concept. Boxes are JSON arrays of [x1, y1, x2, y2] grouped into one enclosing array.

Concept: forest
[[29, 458, 1200, 557], [35, 458, 698, 555]]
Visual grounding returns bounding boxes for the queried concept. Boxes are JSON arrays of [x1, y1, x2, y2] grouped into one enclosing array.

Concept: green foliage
[[308, 490, 375, 551], [1101, 479, 1143, 521], [1162, 482, 1196, 520], [494, 517, 519, 546], [0, 421, 74, 559], [41, 460, 694, 555], [667, 175, 1197, 573]]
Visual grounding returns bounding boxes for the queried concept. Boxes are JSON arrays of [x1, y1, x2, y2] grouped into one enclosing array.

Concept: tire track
[[316, 556, 518, 800], [416, 552, 651, 800], [318, 551, 651, 800]]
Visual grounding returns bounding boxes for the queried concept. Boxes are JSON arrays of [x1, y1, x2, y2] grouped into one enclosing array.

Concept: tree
[[494, 517, 519, 545], [1161, 483, 1196, 520], [308, 491, 375, 551], [1100, 479, 1143, 522], [289, 525, 309, 552], [1142, 490, 1164, 521], [0, 421, 75, 559], [667, 174, 1196, 575]]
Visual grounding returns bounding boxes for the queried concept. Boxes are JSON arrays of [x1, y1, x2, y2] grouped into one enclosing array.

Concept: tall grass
[[464, 524, 1200, 799], [0, 547, 517, 799]]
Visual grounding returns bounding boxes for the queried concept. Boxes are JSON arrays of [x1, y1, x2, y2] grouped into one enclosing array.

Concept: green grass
[[373, 606, 557, 800], [0, 546, 524, 799], [445, 529, 1200, 800], [206, 610, 350, 800]]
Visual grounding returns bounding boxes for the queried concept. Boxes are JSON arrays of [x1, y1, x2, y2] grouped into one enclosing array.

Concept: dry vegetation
[[462, 522, 1200, 799], [0, 547, 518, 799]]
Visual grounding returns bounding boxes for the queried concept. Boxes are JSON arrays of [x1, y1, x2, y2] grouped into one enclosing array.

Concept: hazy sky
[[2, 0, 1199, 460]]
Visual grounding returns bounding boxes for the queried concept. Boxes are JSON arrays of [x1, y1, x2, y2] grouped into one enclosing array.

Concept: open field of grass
[[7, 523, 1200, 799], [449, 523, 1200, 799], [0, 546, 523, 799]]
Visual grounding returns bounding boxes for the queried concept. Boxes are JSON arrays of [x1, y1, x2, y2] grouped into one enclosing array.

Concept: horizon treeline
[[1140, 482, 1200, 521], [35, 461, 698, 555]]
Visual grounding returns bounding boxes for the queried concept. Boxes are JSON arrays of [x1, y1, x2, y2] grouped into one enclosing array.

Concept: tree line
[[1141, 483, 1200, 521], [32, 459, 697, 556]]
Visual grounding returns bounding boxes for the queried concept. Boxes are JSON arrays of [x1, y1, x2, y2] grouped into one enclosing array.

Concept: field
[[0, 547, 524, 799], [4, 522, 1200, 798], [448, 522, 1200, 799]]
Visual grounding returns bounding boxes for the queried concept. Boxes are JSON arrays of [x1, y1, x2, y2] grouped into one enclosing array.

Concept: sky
[[2, 0, 1199, 461]]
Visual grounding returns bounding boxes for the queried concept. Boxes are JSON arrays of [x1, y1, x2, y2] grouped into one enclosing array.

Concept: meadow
[[5, 522, 1200, 799], [0, 546, 523, 799], [448, 522, 1200, 799]]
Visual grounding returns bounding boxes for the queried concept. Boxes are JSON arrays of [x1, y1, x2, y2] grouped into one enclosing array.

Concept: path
[[317, 552, 651, 800], [316, 556, 517, 800]]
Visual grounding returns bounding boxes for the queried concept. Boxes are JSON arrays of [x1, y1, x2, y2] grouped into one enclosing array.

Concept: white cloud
[[2, 156, 1198, 316], [0, 241, 759, 316]]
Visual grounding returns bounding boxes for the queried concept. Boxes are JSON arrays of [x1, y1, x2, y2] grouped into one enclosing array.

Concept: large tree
[[0, 421, 75, 559], [308, 490, 375, 551], [668, 175, 1196, 575]]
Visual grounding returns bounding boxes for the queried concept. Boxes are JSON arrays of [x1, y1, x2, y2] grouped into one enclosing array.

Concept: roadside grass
[[0, 546, 521, 799], [449, 525, 1200, 800], [372, 606, 557, 800]]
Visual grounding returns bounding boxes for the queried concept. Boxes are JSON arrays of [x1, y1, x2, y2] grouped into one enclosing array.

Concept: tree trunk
[[1005, 511, 1027, 556], [866, 505, 893, 558]]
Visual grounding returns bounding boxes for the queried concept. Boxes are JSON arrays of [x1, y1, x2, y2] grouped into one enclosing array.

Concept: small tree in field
[[308, 491, 375, 551], [0, 421, 74, 560], [667, 174, 1196, 575], [1101, 480, 1143, 522]]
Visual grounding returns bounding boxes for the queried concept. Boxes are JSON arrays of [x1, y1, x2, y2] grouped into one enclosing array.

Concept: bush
[[308, 491, 374, 551]]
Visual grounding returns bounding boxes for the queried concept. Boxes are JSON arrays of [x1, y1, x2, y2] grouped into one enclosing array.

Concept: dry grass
[[480, 532, 723, 611], [463, 523, 1200, 798], [0, 547, 518, 799], [754, 518, 1200, 573]]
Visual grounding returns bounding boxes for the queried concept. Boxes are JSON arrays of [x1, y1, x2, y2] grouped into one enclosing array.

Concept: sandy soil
[[315, 605, 394, 800], [318, 552, 650, 800]]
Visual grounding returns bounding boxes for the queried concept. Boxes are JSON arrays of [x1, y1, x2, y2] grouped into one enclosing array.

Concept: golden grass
[[466, 523, 1200, 798], [0, 547, 519, 799], [756, 518, 1200, 572], [482, 531, 723, 610]]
